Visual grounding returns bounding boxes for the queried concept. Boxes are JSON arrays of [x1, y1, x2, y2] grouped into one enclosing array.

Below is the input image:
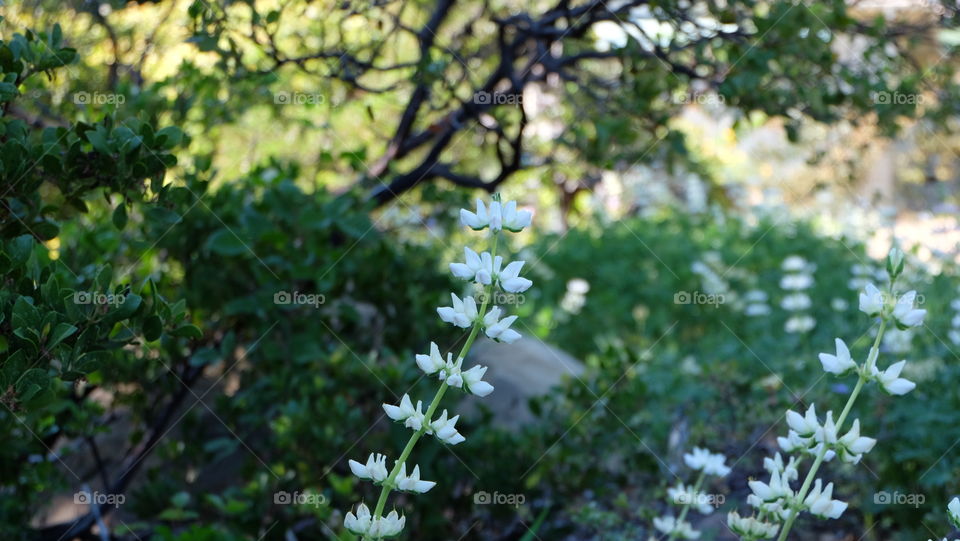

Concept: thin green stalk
[[667, 471, 706, 541], [775, 318, 888, 541], [371, 231, 501, 527]]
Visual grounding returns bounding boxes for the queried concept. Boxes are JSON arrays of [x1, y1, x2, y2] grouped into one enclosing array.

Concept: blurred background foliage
[[3, 0, 960, 540]]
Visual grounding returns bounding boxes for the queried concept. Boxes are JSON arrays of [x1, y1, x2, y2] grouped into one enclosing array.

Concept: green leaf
[[47, 323, 77, 349], [203, 229, 248, 256], [143, 315, 163, 342], [171, 324, 202, 340], [15, 368, 47, 402], [112, 203, 128, 230]]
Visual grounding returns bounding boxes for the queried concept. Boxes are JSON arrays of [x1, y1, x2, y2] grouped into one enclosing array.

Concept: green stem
[[370, 231, 501, 529], [775, 318, 888, 541], [667, 472, 706, 541]]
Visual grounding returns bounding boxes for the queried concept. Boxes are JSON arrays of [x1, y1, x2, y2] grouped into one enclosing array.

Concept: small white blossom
[[652, 515, 700, 539], [870, 360, 916, 395], [415, 342, 449, 375], [949, 496, 960, 528], [836, 419, 877, 464], [437, 293, 478, 328], [667, 482, 713, 514], [780, 274, 814, 290], [349, 453, 389, 483], [819, 338, 857, 375], [748, 470, 793, 504], [498, 260, 533, 293], [763, 453, 799, 482], [859, 283, 884, 317], [461, 364, 495, 397], [460, 199, 494, 231], [429, 409, 465, 445], [803, 479, 847, 519], [683, 447, 731, 476], [382, 394, 426, 431], [449, 247, 493, 284], [892, 290, 926, 327], [394, 463, 436, 493], [786, 404, 820, 439], [727, 511, 779, 539], [346, 503, 406, 538], [459, 198, 532, 232], [483, 306, 521, 343]]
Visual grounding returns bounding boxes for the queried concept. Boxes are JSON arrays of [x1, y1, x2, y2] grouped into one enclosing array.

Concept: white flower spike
[[344, 195, 534, 538]]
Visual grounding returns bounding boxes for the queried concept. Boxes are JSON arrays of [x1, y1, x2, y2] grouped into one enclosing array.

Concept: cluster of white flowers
[[948, 294, 960, 346], [343, 196, 533, 540], [652, 447, 730, 540], [744, 289, 771, 317], [780, 255, 816, 334], [727, 248, 926, 541]]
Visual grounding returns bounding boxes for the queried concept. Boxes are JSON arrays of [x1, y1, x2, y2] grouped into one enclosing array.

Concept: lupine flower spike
[[654, 446, 731, 541], [725, 248, 926, 541], [342, 195, 534, 540]]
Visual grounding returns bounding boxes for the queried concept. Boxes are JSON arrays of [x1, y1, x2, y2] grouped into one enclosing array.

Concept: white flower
[[815, 411, 838, 446], [383, 394, 426, 431], [782, 255, 808, 272], [667, 482, 713, 514], [652, 515, 700, 539], [727, 511, 779, 539], [460, 199, 495, 231], [498, 260, 533, 293], [859, 283, 884, 317], [461, 365, 495, 397], [762, 453, 799, 482], [368, 509, 406, 538], [777, 430, 809, 453], [781, 293, 812, 311], [428, 409, 465, 445], [415, 342, 449, 375], [780, 274, 814, 291], [892, 290, 926, 327], [870, 360, 916, 395], [437, 293, 478, 328], [449, 247, 494, 284], [344, 503, 374, 536], [683, 447, 731, 476], [819, 338, 857, 375], [500, 200, 533, 232], [836, 419, 877, 464], [348, 453, 389, 483], [948, 496, 960, 529], [803, 479, 847, 519], [786, 404, 820, 439], [749, 470, 793, 503], [483, 306, 521, 343], [394, 463, 436, 493], [784, 314, 816, 333]]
